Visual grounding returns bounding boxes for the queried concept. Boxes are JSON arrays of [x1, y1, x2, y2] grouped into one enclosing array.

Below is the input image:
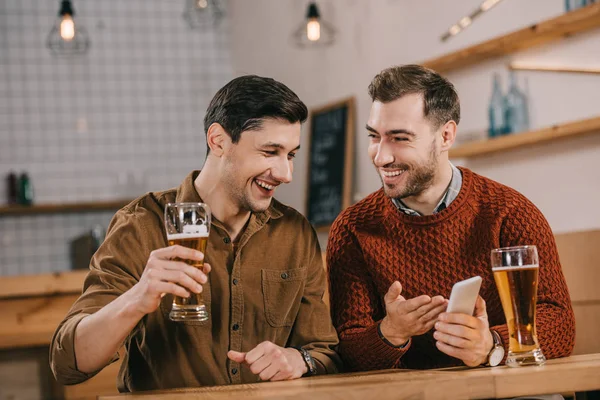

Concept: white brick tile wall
[[0, 0, 232, 276]]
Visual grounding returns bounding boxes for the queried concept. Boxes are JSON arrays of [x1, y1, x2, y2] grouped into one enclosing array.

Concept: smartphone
[[446, 276, 482, 315]]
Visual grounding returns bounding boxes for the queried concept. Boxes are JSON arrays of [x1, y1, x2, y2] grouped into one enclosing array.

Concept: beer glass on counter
[[164, 202, 211, 322], [491, 245, 546, 367]]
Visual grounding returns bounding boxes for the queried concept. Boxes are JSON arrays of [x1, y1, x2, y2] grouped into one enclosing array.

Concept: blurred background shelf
[[450, 116, 600, 158], [0, 200, 132, 217], [422, 2, 600, 73]]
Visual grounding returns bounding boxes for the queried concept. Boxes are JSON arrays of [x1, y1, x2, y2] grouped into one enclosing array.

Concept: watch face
[[489, 346, 505, 367]]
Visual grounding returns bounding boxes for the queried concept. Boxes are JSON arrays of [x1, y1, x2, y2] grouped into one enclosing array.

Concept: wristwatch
[[293, 347, 317, 376], [486, 330, 505, 367]]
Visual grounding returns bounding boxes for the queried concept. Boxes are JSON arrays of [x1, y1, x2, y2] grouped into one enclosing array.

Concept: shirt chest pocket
[[261, 267, 307, 328]]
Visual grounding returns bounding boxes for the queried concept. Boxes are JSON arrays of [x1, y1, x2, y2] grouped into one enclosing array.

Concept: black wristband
[[377, 323, 410, 349], [292, 346, 317, 376]]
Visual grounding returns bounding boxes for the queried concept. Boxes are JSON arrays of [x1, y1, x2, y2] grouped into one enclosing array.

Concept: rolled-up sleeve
[[49, 208, 153, 384]]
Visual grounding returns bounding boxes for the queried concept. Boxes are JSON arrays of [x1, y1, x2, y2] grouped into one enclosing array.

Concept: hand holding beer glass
[[164, 203, 211, 322], [491, 245, 546, 367]]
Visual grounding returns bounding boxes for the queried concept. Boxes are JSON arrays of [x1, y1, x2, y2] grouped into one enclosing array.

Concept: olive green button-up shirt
[[50, 171, 341, 392]]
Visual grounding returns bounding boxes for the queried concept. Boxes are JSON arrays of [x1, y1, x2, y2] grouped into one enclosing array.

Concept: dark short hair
[[368, 64, 460, 128], [204, 75, 308, 153]]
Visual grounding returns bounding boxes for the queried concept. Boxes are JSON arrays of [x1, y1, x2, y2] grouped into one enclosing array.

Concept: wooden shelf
[[449, 116, 600, 158], [0, 270, 88, 299], [422, 3, 600, 74], [0, 199, 131, 217]]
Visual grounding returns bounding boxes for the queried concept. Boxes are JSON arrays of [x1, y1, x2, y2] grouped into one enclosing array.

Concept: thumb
[[474, 295, 488, 319], [384, 281, 403, 305], [227, 350, 246, 363]]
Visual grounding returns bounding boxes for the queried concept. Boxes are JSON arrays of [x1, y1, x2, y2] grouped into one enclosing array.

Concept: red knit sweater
[[327, 167, 575, 371]]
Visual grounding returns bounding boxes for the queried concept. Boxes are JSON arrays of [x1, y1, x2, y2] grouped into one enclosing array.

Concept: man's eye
[[393, 137, 409, 142], [263, 150, 277, 156], [367, 133, 378, 138], [288, 153, 296, 160]]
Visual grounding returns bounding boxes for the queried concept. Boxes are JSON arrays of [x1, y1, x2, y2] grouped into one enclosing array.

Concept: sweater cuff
[[369, 321, 411, 360]]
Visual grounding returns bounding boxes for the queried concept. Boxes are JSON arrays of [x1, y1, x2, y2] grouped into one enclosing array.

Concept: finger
[[245, 342, 270, 364], [270, 368, 294, 381], [149, 281, 190, 299], [438, 312, 480, 330], [433, 330, 471, 349], [473, 296, 487, 318], [400, 295, 432, 313], [435, 340, 469, 361], [148, 267, 203, 294], [227, 350, 246, 363], [412, 298, 445, 318], [248, 352, 273, 376], [420, 303, 448, 323], [259, 362, 281, 381], [435, 320, 478, 341], [202, 263, 212, 274], [384, 281, 403, 305], [161, 260, 208, 285], [156, 245, 205, 263]]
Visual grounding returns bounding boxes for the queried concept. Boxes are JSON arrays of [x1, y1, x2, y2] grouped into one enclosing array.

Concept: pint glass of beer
[[164, 202, 211, 322], [491, 245, 546, 367]]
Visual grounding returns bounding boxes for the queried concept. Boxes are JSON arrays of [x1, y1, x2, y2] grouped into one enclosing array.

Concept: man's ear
[[206, 123, 230, 157], [439, 120, 457, 152]]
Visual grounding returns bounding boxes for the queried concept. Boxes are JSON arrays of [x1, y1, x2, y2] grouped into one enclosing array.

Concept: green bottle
[[18, 172, 34, 205]]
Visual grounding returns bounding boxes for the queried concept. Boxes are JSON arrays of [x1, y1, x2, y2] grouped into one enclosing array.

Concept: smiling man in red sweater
[[327, 64, 575, 371]]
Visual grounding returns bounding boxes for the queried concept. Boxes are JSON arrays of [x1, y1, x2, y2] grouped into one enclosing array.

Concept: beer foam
[[167, 232, 209, 240], [492, 264, 539, 272]]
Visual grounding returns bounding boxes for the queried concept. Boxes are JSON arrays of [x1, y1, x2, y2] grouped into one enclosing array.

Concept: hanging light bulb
[[47, 0, 90, 56], [292, 2, 336, 48], [183, 0, 224, 30]]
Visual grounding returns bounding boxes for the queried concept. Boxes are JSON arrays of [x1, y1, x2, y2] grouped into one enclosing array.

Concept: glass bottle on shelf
[[565, 0, 589, 12], [18, 172, 34, 205], [488, 73, 507, 138], [504, 70, 530, 134]]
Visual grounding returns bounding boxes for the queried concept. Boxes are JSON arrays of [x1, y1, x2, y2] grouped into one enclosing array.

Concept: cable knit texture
[[327, 167, 575, 371]]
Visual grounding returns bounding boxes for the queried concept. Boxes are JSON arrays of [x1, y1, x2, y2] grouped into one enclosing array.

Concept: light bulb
[[60, 14, 75, 41], [196, 0, 208, 9], [307, 18, 321, 41]]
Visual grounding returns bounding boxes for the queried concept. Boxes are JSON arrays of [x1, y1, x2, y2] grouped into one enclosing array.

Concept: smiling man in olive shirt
[[50, 75, 341, 392]]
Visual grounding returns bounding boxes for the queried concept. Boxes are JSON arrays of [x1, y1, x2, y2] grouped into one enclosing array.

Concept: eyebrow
[[260, 142, 301, 151], [366, 124, 416, 137]]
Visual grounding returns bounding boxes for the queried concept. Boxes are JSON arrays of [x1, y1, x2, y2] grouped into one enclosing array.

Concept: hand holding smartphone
[[446, 276, 482, 316]]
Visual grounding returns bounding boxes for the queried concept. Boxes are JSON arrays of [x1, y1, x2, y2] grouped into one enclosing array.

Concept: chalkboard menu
[[306, 97, 355, 230]]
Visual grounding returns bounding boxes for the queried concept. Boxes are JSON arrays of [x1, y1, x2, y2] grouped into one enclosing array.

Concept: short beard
[[380, 139, 438, 200]]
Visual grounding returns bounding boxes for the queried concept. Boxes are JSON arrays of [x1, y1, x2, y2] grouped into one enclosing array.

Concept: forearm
[[74, 290, 145, 373], [338, 322, 409, 371]]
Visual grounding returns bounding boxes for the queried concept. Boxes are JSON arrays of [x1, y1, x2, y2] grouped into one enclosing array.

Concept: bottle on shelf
[[504, 70, 530, 134], [488, 73, 507, 138], [6, 171, 19, 205], [565, 0, 589, 12], [18, 172, 34, 205]]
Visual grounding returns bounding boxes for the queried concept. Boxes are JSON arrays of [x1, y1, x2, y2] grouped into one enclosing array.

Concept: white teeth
[[382, 170, 404, 177], [256, 180, 275, 190]]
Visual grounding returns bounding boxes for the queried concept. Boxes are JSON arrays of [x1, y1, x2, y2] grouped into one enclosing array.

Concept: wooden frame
[[305, 97, 355, 232]]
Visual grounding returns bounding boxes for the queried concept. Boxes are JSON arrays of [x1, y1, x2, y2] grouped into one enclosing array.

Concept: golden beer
[[168, 234, 208, 309], [493, 265, 539, 353], [491, 245, 546, 367], [164, 202, 211, 322]]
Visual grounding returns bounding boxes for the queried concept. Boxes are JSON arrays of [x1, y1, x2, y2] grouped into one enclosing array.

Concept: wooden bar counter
[[99, 353, 600, 400]]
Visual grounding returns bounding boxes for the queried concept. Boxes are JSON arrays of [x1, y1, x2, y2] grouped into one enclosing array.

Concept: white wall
[[228, 0, 600, 235]]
